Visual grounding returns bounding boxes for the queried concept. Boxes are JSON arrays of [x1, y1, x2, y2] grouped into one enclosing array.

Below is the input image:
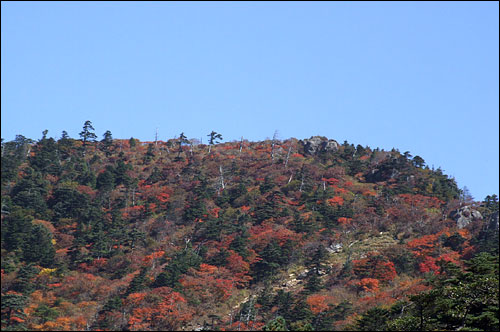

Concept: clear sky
[[2, 1, 498, 200]]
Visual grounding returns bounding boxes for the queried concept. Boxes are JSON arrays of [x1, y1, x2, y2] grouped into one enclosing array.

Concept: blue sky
[[2, 1, 498, 200]]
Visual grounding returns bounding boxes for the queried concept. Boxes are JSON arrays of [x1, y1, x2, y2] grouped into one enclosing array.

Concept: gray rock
[[326, 243, 343, 253], [301, 136, 339, 155], [450, 206, 483, 229], [324, 140, 339, 152], [297, 269, 309, 280], [471, 210, 482, 220]]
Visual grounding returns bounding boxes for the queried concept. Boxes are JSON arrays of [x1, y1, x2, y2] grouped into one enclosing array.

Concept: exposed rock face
[[326, 243, 343, 254], [297, 269, 309, 280], [300, 136, 339, 155], [449, 206, 483, 229]]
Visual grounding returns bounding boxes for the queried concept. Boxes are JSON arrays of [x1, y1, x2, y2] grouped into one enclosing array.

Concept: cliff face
[[1, 133, 498, 331]]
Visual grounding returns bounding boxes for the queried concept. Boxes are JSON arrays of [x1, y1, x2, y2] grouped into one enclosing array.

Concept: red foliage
[[321, 177, 340, 185], [156, 192, 170, 203], [142, 250, 165, 267], [209, 207, 221, 218], [406, 234, 439, 257], [355, 278, 380, 293], [180, 264, 238, 302], [240, 205, 251, 212], [362, 190, 377, 197], [438, 252, 460, 265], [419, 256, 439, 274], [228, 320, 265, 331], [397, 194, 444, 209], [327, 196, 344, 206], [249, 223, 300, 250], [125, 287, 192, 331], [337, 217, 353, 225], [48, 283, 62, 288], [77, 185, 97, 198], [10, 316, 25, 323], [226, 251, 251, 284]]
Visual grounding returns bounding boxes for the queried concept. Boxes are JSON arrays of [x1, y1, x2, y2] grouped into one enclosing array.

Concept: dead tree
[[271, 130, 278, 162], [217, 165, 225, 196], [284, 145, 292, 168]]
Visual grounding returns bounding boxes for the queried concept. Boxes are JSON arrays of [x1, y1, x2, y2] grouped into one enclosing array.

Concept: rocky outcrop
[[449, 206, 483, 229], [300, 136, 339, 155], [326, 243, 343, 254]]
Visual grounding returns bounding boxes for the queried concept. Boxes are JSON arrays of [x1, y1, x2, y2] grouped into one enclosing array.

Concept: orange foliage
[[209, 207, 221, 218], [406, 234, 439, 257], [77, 185, 97, 198], [397, 194, 444, 209], [321, 177, 339, 185], [142, 250, 165, 267], [229, 320, 265, 331], [249, 223, 300, 250], [355, 278, 380, 293], [125, 287, 192, 331], [240, 205, 251, 212], [10, 316, 25, 323], [419, 256, 439, 274], [327, 196, 344, 206], [337, 217, 352, 225], [180, 265, 237, 302], [353, 254, 396, 282], [306, 294, 332, 314], [334, 187, 348, 194], [157, 192, 170, 203]]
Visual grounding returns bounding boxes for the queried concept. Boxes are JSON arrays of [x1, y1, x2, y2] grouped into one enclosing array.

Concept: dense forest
[[1, 121, 498, 331]]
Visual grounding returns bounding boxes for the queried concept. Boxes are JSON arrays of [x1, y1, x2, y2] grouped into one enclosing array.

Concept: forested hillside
[[1, 121, 498, 331]]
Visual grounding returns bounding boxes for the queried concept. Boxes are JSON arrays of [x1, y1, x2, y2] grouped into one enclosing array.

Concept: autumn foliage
[[1, 130, 497, 331]]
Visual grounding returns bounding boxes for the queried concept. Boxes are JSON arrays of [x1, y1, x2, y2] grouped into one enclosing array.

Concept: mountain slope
[[1, 130, 498, 331]]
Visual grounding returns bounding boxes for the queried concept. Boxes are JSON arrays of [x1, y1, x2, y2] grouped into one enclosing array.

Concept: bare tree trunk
[[238, 311, 243, 331], [271, 131, 278, 162], [246, 297, 254, 324], [285, 145, 292, 168], [300, 172, 305, 192], [218, 165, 225, 196]]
